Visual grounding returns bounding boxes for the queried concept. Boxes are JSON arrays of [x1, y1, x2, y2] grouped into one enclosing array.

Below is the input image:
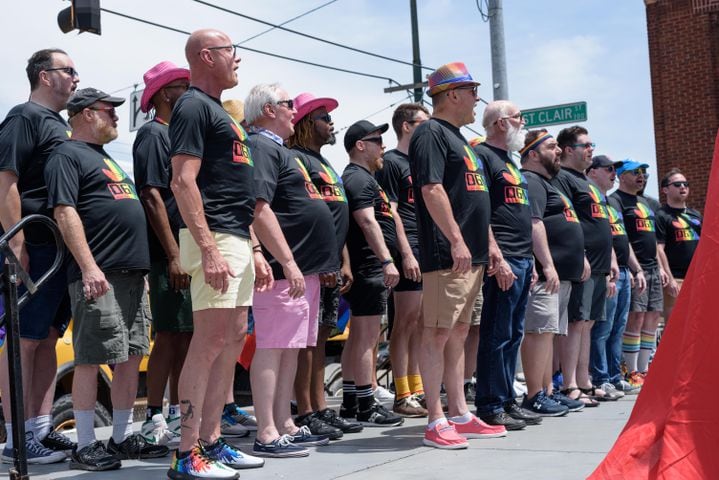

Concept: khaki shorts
[[422, 266, 485, 329], [179, 229, 254, 311]]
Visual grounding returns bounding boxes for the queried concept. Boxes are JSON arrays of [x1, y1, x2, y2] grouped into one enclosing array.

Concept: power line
[[335, 93, 414, 133], [193, 0, 434, 72], [476, 0, 491, 22]]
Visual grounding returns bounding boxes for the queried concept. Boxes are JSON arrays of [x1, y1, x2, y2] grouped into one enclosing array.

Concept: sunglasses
[[276, 99, 294, 110], [89, 106, 117, 116], [313, 114, 332, 123], [45, 66, 79, 78], [361, 137, 383, 145], [571, 142, 596, 149], [597, 165, 615, 172], [627, 168, 647, 176], [669, 181, 689, 188], [453, 85, 478, 96]]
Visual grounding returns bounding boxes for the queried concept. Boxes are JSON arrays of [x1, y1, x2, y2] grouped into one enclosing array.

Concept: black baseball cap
[[67, 88, 125, 117], [587, 155, 622, 172], [344, 120, 389, 153]]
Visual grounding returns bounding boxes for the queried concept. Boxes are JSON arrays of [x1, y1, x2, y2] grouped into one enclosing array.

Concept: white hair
[[482, 100, 516, 135], [244, 83, 283, 125]]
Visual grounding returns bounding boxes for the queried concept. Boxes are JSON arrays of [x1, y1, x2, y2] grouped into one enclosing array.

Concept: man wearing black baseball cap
[[340, 120, 403, 427], [66, 87, 125, 117]]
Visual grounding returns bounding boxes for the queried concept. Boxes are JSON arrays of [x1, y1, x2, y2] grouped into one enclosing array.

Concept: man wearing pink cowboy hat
[[409, 61, 506, 449], [286, 93, 362, 438], [133, 61, 193, 447]]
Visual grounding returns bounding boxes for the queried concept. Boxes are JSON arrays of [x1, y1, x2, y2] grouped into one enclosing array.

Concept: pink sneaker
[[450, 415, 507, 439], [422, 422, 469, 450]]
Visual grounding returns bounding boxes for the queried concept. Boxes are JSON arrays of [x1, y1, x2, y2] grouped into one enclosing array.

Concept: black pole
[[410, 0, 423, 102], [3, 262, 28, 480]]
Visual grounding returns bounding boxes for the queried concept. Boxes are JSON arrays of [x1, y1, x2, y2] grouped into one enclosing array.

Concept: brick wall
[[645, 0, 719, 212]]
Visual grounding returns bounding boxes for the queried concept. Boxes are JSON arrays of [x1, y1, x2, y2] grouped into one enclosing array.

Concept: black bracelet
[[381, 258, 394, 266], [252, 245, 262, 252]]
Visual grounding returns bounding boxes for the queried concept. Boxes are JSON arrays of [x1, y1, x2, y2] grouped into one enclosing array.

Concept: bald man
[[168, 29, 268, 479]]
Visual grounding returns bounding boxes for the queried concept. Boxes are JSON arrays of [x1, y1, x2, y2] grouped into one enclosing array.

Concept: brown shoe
[[393, 396, 428, 418]]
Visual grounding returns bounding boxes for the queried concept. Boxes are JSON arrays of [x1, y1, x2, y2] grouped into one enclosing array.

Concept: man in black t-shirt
[[518, 130, 584, 417], [473, 100, 539, 428], [0, 48, 79, 463], [410, 62, 506, 450], [612, 161, 666, 382], [46, 88, 168, 470], [552, 126, 614, 406], [340, 120, 402, 428], [286, 92, 363, 436], [168, 29, 267, 478], [246, 83, 338, 457], [375, 103, 430, 418], [657, 168, 701, 324]]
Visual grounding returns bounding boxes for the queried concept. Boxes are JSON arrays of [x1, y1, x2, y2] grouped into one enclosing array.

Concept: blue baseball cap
[[616, 159, 649, 175]]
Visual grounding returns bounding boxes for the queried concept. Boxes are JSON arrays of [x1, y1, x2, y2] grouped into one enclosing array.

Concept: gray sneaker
[[613, 379, 641, 395], [599, 382, 625, 399]]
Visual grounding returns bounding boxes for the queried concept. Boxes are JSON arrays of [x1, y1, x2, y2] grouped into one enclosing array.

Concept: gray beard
[[506, 127, 527, 152]]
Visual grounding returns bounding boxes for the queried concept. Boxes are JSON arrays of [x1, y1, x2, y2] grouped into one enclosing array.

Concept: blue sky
[[0, 0, 658, 196]]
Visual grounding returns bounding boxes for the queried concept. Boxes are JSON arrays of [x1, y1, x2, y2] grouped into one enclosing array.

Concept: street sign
[[129, 89, 152, 132], [522, 101, 587, 128]]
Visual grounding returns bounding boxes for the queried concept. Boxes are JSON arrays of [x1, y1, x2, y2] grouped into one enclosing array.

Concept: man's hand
[[450, 240, 472, 274], [494, 259, 517, 291], [607, 277, 617, 298], [667, 278, 679, 298], [401, 253, 421, 283], [635, 271, 647, 294], [282, 259, 305, 299], [659, 268, 669, 287], [168, 256, 190, 292], [383, 262, 400, 288], [319, 271, 338, 289], [339, 263, 353, 294], [201, 246, 235, 293], [487, 241, 502, 276], [581, 257, 592, 282], [8, 239, 29, 280], [82, 265, 109, 300], [253, 251, 274, 292], [543, 265, 559, 294]]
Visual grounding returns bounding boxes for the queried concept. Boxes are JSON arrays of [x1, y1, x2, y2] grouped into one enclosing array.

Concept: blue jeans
[[475, 256, 533, 416], [590, 267, 631, 385]]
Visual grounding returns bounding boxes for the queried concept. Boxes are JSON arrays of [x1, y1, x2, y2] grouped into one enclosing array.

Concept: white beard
[[506, 124, 527, 152]]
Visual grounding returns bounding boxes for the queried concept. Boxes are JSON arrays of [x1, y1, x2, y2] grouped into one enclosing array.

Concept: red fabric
[[590, 130, 719, 479], [238, 333, 255, 370]]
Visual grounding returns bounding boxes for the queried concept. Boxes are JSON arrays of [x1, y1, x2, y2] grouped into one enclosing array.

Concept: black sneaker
[[107, 433, 170, 459], [550, 391, 585, 412], [40, 430, 77, 453], [294, 412, 343, 440], [316, 408, 363, 434], [520, 391, 569, 417], [356, 403, 404, 427], [463, 382, 476, 403], [339, 404, 357, 419], [478, 412, 526, 431], [69, 441, 121, 471], [287, 425, 331, 446], [504, 401, 542, 425]]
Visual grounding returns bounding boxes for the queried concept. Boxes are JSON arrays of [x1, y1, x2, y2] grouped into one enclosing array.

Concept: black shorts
[[342, 272, 388, 316], [569, 273, 607, 322], [393, 246, 422, 293]]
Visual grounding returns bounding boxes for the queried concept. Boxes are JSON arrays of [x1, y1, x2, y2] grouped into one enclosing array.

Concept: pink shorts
[[253, 274, 320, 349]]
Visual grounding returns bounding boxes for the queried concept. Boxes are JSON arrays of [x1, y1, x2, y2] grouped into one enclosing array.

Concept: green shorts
[[148, 260, 194, 333], [70, 270, 150, 365]]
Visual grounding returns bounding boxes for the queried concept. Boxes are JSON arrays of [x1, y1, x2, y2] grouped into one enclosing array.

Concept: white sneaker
[[373, 386, 395, 402], [141, 414, 176, 446], [599, 382, 625, 398], [513, 380, 528, 397]]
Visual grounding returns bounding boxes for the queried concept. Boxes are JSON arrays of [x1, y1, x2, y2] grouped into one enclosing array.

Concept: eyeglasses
[[495, 111, 523, 124], [45, 66, 79, 78], [361, 137, 383, 145], [669, 181, 689, 188], [313, 114, 332, 123], [276, 99, 294, 110], [597, 165, 615, 172], [89, 106, 116, 116], [452, 85, 478, 96], [203, 45, 237, 58], [571, 142, 596, 149]]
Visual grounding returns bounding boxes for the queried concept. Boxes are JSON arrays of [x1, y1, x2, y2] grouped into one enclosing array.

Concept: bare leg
[[72, 364, 99, 411], [294, 347, 313, 415], [576, 321, 595, 389], [419, 327, 450, 423], [521, 333, 554, 398], [111, 355, 143, 410], [31, 330, 60, 418], [0, 339, 39, 422], [310, 325, 332, 411], [169, 333, 192, 405], [463, 325, 480, 380], [390, 292, 422, 380], [349, 315, 381, 386], [443, 323, 470, 417], [146, 332, 175, 409], [275, 349, 301, 435], [250, 348, 282, 443], [558, 321, 583, 391]]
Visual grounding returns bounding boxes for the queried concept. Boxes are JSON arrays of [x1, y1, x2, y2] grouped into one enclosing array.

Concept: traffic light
[[58, 0, 101, 35]]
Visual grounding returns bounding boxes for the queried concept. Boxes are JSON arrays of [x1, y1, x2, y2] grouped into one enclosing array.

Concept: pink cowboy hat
[[292, 92, 338, 125], [140, 61, 190, 113]]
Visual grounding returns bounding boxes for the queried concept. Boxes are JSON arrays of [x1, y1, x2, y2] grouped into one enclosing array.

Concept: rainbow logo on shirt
[[502, 162, 524, 186], [559, 192, 579, 223], [634, 203, 655, 232], [607, 205, 626, 236], [228, 115, 253, 166], [294, 158, 322, 200], [463, 145, 481, 172], [102, 158, 125, 182], [464, 145, 487, 192], [378, 188, 393, 217], [502, 162, 528, 205], [319, 163, 340, 185], [588, 184, 608, 219], [66, 130, 72, 138], [102, 158, 138, 200], [672, 214, 699, 241]]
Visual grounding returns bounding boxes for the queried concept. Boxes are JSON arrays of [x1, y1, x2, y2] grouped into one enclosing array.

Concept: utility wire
[[101, 8, 407, 90], [335, 93, 414, 133], [193, 0, 434, 72], [476, 0, 491, 22]]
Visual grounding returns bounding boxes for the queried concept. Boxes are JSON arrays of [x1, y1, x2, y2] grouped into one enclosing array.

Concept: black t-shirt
[[606, 197, 631, 268], [341, 163, 396, 276], [291, 146, 349, 257], [375, 149, 417, 247], [656, 205, 702, 278], [0, 101, 71, 244], [474, 144, 532, 258], [169, 87, 255, 238], [133, 119, 182, 262], [524, 170, 584, 282], [551, 167, 612, 274], [610, 190, 658, 269], [251, 132, 337, 279], [409, 118, 490, 272], [45, 141, 150, 281]]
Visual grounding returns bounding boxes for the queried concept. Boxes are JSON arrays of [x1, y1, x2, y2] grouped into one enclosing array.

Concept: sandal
[[561, 387, 599, 407], [579, 386, 620, 402]]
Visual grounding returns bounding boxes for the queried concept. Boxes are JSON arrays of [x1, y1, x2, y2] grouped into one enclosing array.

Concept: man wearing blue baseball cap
[[611, 160, 666, 388]]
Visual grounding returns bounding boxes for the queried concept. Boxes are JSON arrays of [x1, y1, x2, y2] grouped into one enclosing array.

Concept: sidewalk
[[0, 396, 634, 480]]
